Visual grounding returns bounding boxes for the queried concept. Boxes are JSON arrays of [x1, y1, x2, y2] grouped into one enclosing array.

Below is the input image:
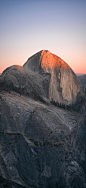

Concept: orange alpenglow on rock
[[0, 50, 85, 106], [40, 50, 70, 70], [13, 65, 24, 69], [23, 50, 85, 106]]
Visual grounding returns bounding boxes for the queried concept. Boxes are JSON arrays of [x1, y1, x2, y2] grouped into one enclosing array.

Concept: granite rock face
[[0, 92, 86, 188], [0, 65, 50, 103], [0, 50, 86, 188], [0, 50, 85, 106], [24, 50, 85, 105]]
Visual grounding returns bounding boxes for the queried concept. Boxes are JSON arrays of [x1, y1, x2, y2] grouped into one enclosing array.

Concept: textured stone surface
[[0, 92, 86, 188], [24, 50, 85, 105], [78, 74, 86, 88], [0, 50, 85, 106], [0, 50, 86, 188], [0, 64, 50, 103]]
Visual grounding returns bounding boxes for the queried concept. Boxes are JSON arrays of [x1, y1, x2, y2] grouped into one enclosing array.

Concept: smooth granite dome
[[23, 50, 85, 105]]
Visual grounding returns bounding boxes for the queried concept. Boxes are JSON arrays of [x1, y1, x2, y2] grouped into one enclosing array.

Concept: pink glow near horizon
[[0, 0, 86, 74], [0, 48, 86, 74]]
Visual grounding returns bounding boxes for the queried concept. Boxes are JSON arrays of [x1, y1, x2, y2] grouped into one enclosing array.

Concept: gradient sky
[[0, 0, 86, 74]]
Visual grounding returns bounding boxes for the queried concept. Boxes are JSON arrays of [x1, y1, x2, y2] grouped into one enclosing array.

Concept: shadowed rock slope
[[78, 74, 86, 88], [0, 92, 86, 188], [0, 50, 86, 188], [0, 64, 50, 103]]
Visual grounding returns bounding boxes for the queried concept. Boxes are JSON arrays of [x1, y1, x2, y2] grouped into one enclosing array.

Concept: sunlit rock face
[[24, 50, 85, 106]]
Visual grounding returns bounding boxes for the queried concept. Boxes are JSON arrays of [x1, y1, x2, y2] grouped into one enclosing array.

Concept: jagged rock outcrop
[[0, 50, 86, 188]]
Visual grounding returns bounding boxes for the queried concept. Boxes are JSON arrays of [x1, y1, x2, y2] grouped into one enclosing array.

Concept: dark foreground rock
[[0, 176, 26, 188], [0, 92, 86, 188], [0, 50, 86, 188]]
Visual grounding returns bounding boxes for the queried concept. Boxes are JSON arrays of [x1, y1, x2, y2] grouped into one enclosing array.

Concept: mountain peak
[[0, 50, 85, 106], [23, 50, 85, 105], [39, 50, 70, 69], [24, 50, 70, 72]]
